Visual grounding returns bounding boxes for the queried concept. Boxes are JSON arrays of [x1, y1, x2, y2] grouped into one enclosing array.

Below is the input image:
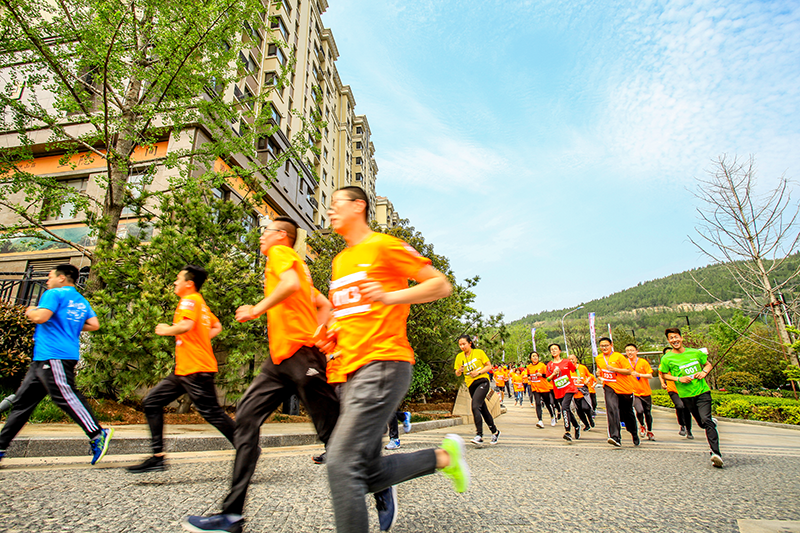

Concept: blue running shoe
[[402, 412, 412, 433], [90, 428, 113, 465], [182, 514, 243, 533], [0, 449, 5, 462], [385, 438, 401, 450], [374, 486, 398, 531]]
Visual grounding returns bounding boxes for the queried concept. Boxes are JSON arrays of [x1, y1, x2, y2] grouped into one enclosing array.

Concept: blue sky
[[322, 0, 800, 321]]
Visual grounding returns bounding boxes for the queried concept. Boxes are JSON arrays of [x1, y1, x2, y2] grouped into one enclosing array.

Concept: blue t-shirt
[[33, 286, 96, 361]]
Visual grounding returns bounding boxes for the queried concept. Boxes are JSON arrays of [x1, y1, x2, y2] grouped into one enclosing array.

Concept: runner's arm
[[469, 361, 492, 378], [25, 306, 54, 324], [360, 265, 451, 306], [82, 316, 100, 332], [236, 268, 301, 322], [314, 290, 332, 327], [156, 319, 194, 336], [209, 321, 222, 339]]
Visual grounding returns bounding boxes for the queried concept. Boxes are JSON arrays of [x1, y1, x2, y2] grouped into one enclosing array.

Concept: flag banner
[[589, 312, 598, 358], [531, 327, 536, 353]]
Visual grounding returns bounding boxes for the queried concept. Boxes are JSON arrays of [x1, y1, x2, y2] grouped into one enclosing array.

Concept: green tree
[[0, 0, 314, 290]]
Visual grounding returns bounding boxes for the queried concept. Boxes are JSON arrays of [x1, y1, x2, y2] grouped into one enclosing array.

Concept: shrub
[[0, 301, 35, 388], [718, 371, 761, 390], [406, 359, 433, 400], [781, 406, 800, 425], [716, 399, 753, 419]]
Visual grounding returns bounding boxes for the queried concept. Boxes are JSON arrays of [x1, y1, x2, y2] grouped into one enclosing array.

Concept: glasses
[[262, 228, 285, 234], [598, 344, 612, 348], [330, 198, 359, 206]]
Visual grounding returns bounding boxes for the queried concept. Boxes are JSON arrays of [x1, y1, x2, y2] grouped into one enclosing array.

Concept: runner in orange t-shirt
[[595, 337, 638, 447], [568, 354, 595, 431], [511, 368, 525, 406], [625, 343, 655, 441], [493, 364, 507, 406], [182, 217, 342, 532], [528, 352, 556, 427], [320, 186, 469, 533], [129, 265, 235, 474]]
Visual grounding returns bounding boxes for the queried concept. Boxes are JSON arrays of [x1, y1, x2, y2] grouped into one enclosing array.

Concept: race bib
[[554, 375, 570, 388], [330, 271, 371, 319], [530, 376, 540, 383], [600, 369, 616, 382], [679, 361, 702, 376]]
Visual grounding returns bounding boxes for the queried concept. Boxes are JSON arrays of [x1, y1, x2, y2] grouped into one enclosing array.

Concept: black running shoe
[[127, 455, 165, 474], [312, 451, 326, 464]]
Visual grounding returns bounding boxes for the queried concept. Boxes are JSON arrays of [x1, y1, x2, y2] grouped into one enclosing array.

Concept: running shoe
[[181, 514, 243, 533], [90, 428, 114, 465], [583, 424, 591, 432], [490, 430, 500, 444], [550, 417, 557, 427], [620, 421, 626, 429], [632, 434, 640, 446], [563, 432, 572, 443], [536, 420, 545, 428], [647, 431, 655, 441], [710, 453, 724, 468], [574, 426, 580, 440], [639, 425, 646, 437], [126, 454, 165, 473], [312, 451, 326, 464], [712, 417, 718, 426], [686, 432, 695, 440], [0, 450, 5, 462], [607, 437, 621, 447], [385, 438, 401, 450], [402, 412, 412, 433], [375, 486, 398, 531], [440, 434, 470, 493], [470, 435, 483, 445], [679, 426, 687, 436]]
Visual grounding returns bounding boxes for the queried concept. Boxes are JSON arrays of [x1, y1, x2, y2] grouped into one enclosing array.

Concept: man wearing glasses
[[595, 337, 638, 447]]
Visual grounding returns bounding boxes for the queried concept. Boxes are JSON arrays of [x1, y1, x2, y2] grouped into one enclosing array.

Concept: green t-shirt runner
[[658, 347, 710, 398]]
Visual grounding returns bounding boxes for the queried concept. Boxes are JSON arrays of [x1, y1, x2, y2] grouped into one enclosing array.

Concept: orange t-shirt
[[528, 362, 549, 392], [512, 373, 524, 392], [595, 351, 636, 395], [325, 356, 346, 384], [328, 232, 431, 379], [173, 292, 219, 376], [572, 364, 593, 399], [494, 367, 506, 386], [265, 245, 320, 365], [628, 357, 653, 397], [666, 379, 678, 393]]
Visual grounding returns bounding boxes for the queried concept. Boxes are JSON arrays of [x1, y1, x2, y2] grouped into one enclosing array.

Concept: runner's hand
[[315, 324, 339, 356], [359, 279, 391, 305], [469, 369, 480, 378], [679, 375, 693, 384], [154, 323, 171, 336], [235, 305, 256, 323]]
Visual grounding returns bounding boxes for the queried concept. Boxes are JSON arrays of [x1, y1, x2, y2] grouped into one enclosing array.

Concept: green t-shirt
[[454, 349, 490, 387], [658, 348, 710, 398]]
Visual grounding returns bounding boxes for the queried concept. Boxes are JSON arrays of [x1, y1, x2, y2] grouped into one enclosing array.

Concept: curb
[[651, 404, 800, 432], [5, 417, 464, 458]]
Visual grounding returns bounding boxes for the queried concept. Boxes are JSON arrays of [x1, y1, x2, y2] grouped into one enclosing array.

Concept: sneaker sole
[[444, 434, 471, 493], [382, 486, 399, 531], [127, 465, 165, 474], [181, 518, 242, 533], [711, 455, 724, 468], [92, 428, 114, 465], [607, 438, 621, 447]]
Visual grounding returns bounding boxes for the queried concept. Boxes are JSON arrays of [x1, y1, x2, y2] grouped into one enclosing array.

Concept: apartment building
[[375, 196, 400, 229], [0, 0, 382, 276]]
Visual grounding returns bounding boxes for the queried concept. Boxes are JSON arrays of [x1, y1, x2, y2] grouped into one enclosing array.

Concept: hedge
[[651, 389, 800, 425]]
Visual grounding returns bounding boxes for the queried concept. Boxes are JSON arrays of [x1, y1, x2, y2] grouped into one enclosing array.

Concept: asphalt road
[[1, 401, 799, 533]]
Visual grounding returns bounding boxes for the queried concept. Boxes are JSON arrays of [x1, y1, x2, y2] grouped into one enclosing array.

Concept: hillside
[[499, 255, 800, 354]]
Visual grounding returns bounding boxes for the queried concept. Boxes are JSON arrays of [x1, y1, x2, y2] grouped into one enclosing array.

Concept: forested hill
[[511, 254, 800, 326]]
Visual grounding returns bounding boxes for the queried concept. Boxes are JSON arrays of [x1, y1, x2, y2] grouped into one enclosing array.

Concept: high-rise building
[[0, 0, 380, 276]]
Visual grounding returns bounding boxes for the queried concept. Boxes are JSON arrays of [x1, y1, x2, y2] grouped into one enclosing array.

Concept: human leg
[[685, 391, 720, 456], [604, 386, 621, 443], [143, 374, 186, 454], [42, 360, 103, 439], [640, 395, 653, 432], [618, 393, 638, 442], [222, 360, 289, 516], [532, 391, 544, 420], [326, 362, 437, 533], [0, 363, 48, 451], [182, 373, 235, 445], [469, 380, 497, 436]]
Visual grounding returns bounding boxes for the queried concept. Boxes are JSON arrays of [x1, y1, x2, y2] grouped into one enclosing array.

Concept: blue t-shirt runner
[[33, 286, 96, 361]]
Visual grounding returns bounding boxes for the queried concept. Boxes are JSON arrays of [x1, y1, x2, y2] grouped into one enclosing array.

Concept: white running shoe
[[536, 420, 545, 428], [470, 435, 483, 445], [550, 418, 557, 426]]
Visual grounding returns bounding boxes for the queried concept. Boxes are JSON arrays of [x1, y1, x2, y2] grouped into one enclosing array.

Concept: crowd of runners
[[0, 185, 725, 533]]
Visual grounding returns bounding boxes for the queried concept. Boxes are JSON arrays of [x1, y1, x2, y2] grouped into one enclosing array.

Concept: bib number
[[554, 375, 569, 388], [600, 369, 616, 382]]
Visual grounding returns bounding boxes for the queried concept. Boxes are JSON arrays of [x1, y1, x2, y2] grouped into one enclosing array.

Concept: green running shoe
[[440, 434, 470, 493]]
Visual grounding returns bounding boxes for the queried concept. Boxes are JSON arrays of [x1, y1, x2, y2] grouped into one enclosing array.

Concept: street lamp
[[561, 305, 584, 358]]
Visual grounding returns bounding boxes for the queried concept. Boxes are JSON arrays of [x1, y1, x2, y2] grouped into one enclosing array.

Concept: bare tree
[[563, 321, 590, 364], [690, 155, 800, 366]]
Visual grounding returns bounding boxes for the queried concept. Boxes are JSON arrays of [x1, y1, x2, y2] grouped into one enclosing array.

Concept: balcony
[[307, 195, 318, 208]]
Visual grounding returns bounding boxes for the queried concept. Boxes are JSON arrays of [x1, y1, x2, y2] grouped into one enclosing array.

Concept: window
[[121, 173, 147, 216], [268, 44, 286, 65], [323, 148, 328, 160], [355, 172, 362, 181], [356, 126, 362, 134], [264, 71, 277, 86], [242, 21, 263, 49], [242, 85, 255, 109], [270, 16, 289, 40], [355, 141, 362, 150], [356, 157, 362, 165], [53, 177, 88, 219], [322, 169, 327, 183], [321, 192, 326, 207], [268, 103, 281, 125], [239, 52, 258, 74]]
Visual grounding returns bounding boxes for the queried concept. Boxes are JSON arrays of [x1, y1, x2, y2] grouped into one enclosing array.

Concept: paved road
[[1, 401, 799, 533]]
